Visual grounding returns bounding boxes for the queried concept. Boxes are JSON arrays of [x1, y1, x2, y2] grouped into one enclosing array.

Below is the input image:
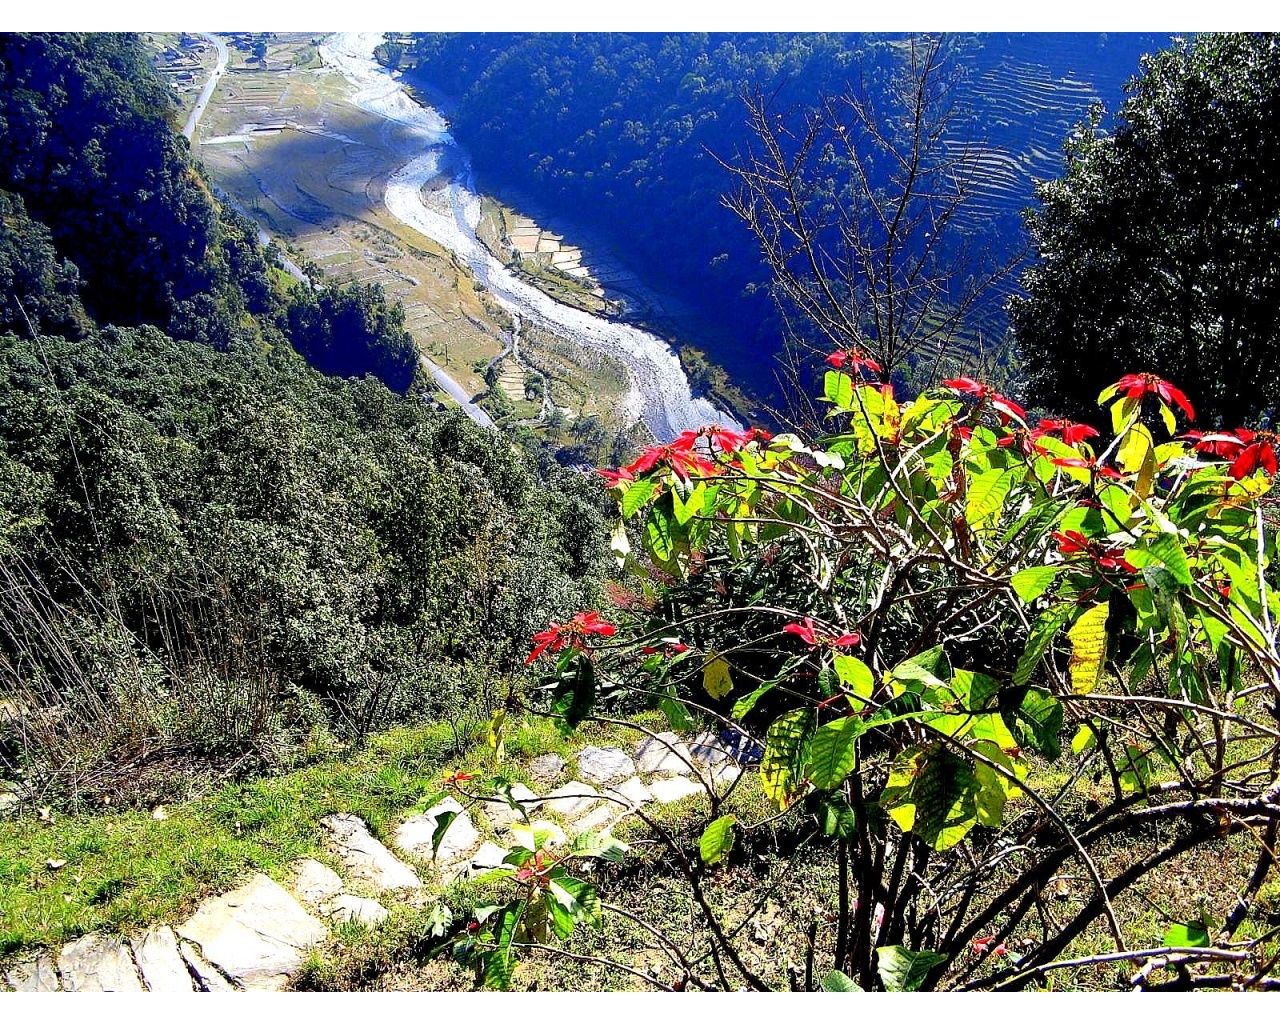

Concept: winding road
[[183, 33, 227, 142]]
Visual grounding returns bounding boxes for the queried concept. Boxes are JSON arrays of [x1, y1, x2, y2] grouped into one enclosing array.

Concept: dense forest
[[399, 33, 1163, 403], [0, 33, 612, 796]]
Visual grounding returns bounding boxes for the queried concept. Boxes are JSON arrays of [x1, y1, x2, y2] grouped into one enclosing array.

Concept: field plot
[[187, 34, 510, 402]]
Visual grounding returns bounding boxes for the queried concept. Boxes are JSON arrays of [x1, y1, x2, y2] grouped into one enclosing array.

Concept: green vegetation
[[1013, 34, 1280, 427]]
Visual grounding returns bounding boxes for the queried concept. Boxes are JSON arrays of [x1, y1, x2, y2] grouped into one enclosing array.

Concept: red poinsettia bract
[[525, 610, 618, 665], [826, 348, 882, 377], [1054, 530, 1136, 573], [1036, 418, 1100, 447], [782, 616, 861, 648], [1187, 429, 1277, 480], [942, 376, 1027, 424], [1107, 373, 1195, 422]]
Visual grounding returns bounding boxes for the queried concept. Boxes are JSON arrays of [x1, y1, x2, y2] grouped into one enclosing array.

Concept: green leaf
[[702, 654, 733, 699], [570, 831, 628, 863], [549, 875, 602, 929], [824, 369, 855, 410], [1163, 921, 1209, 948], [807, 716, 864, 789], [431, 811, 458, 857], [482, 902, 522, 990], [732, 681, 776, 719], [620, 476, 656, 517], [877, 945, 945, 992], [698, 815, 736, 866], [672, 481, 705, 525], [1015, 687, 1063, 760], [1011, 565, 1060, 603], [965, 468, 1012, 532], [1071, 723, 1098, 755], [644, 508, 677, 563], [1067, 602, 1110, 694], [658, 691, 694, 732], [808, 791, 857, 837], [426, 903, 452, 939], [891, 646, 951, 691], [1014, 605, 1072, 688], [821, 969, 863, 992], [760, 708, 814, 809], [1146, 532, 1193, 585], [834, 654, 875, 701]]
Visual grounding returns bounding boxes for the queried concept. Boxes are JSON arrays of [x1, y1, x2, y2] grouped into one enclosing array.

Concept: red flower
[[641, 639, 690, 657], [525, 610, 618, 665], [597, 466, 634, 486], [1036, 418, 1099, 447], [942, 377, 1026, 424], [783, 617, 861, 648], [443, 771, 476, 786], [623, 442, 719, 482], [1051, 455, 1124, 481], [671, 424, 771, 455], [972, 936, 1009, 956], [1107, 373, 1195, 422], [1228, 435, 1278, 480], [1053, 530, 1135, 573], [827, 348, 882, 377]]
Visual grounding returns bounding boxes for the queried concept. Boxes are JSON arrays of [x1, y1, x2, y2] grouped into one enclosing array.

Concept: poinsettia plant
[[462, 364, 1280, 991]]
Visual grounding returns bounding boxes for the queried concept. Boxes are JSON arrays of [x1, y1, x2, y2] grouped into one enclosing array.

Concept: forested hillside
[[399, 33, 1163, 401], [0, 33, 612, 799]]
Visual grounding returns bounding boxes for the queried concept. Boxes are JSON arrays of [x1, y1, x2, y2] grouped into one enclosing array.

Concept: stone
[[575, 801, 625, 835], [635, 733, 694, 775], [479, 783, 540, 831], [177, 873, 327, 991], [0, 789, 18, 818], [58, 932, 145, 991], [292, 858, 344, 907], [3, 953, 60, 991], [528, 753, 567, 786], [323, 813, 421, 890], [467, 840, 510, 876], [706, 762, 743, 791], [542, 781, 601, 820], [326, 894, 389, 927], [395, 798, 482, 872], [179, 940, 236, 991], [576, 746, 636, 786], [607, 776, 654, 809], [132, 925, 195, 991], [648, 775, 705, 805], [689, 730, 735, 766]]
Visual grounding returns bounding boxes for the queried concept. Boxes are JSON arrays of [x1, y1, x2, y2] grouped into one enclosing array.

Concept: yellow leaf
[[486, 708, 507, 761], [1117, 423, 1153, 474], [1067, 603, 1109, 694], [702, 654, 734, 699]]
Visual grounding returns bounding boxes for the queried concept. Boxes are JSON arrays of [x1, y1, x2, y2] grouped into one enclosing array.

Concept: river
[[319, 32, 738, 443]]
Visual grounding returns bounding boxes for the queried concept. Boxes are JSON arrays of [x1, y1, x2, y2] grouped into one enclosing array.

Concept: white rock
[[58, 932, 145, 991], [326, 894, 389, 927], [3, 953, 60, 991], [0, 790, 18, 817], [292, 858, 344, 907], [176, 873, 327, 991], [575, 801, 625, 834], [577, 745, 636, 786], [480, 783, 540, 831], [648, 775, 705, 805], [468, 840, 510, 876], [706, 762, 744, 791], [542, 781, 602, 819], [635, 732, 694, 775], [607, 776, 654, 809], [179, 940, 236, 991], [323, 813, 421, 890], [689, 730, 735, 765], [528, 753, 567, 786], [396, 798, 482, 877], [132, 925, 195, 991]]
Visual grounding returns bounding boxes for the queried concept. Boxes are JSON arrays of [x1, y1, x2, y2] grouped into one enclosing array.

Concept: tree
[[1011, 33, 1280, 428], [723, 35, 1019, 428]]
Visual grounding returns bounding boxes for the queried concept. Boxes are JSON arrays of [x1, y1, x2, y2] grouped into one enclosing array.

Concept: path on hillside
[[319, 33, 738, 444], [182, 34, 227, 142], [1, 732, 745, 991]]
